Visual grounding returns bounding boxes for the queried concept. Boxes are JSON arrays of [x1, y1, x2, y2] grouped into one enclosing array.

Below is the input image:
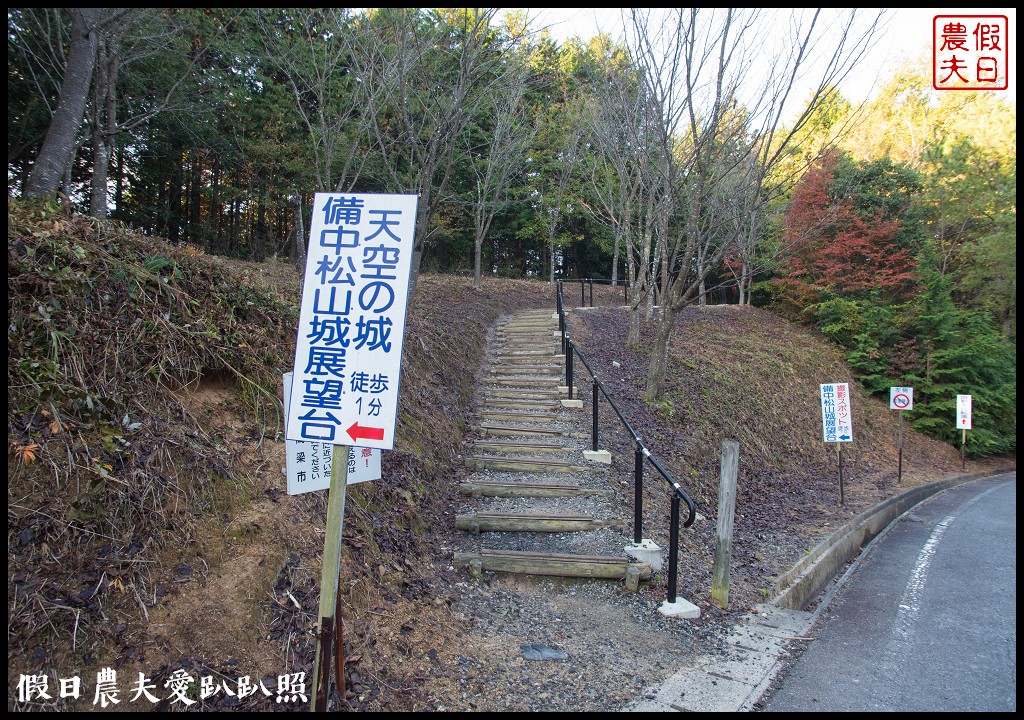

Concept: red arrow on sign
[[347, 422, 385, 442]]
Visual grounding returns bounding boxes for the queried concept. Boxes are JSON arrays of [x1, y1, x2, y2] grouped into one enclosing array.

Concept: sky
[[516, 8, 1017, 105]]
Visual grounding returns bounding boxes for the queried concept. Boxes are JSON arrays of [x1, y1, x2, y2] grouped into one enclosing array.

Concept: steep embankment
[[7, 199, 550, 710], [567, 304, 1009, 615], [7, 200, 1009, 711]]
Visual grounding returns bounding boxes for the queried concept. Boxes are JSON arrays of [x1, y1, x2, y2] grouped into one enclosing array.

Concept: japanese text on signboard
[[820, 383, 854, 443], [286, 193, 418, 449], [283, 372, 382, 494]]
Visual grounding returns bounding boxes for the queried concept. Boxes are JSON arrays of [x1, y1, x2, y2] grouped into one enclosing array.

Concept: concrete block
[[560, 399, 583, 409], [658, 597, 701, 619], [624, 566, 642, 593], [583, 449, 611, 464], [625, 539, 663, 571]]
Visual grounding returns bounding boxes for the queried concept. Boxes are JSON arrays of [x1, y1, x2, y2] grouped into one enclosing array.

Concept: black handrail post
[[591, 378, 599, 452], [588, 278, 593, 307], [567, 342, 574, 400], [667, 493, 680, 604], [633, 444, 643, 544], [580, 279, 584, 307]]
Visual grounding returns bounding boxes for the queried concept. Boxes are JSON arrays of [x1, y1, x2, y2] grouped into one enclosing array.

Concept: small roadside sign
[[286, 192, 418, 450], [889, 386, 913, 411], [820, 383, 854, 443], [283, 373, 381, 495], [956, 394, 972, 429]]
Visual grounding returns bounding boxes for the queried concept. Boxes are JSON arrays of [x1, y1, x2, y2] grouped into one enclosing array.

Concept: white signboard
[[286, 193, 418, 450], [889, 386, 914, 411], [283, 373, 381, 495], [820, 383, 854, 443], [956, 394, 972, 430]]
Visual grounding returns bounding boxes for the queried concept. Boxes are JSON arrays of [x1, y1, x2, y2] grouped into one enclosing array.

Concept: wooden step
[[482, 398, 560, 411], [472, 439, 568, 453], [491, 366, 561, 376], [453, 549, 653, 580], [497, 329, 555, 336], [486, 388, 564, 399], [496, 355, 565, 365], [456, 512, 621, 533], [487, 377, 563, 387], [477, 423, 565, 438], [495, 348, 553, 356], [464, 455, 585, 472], [479, 410, 561, 422], [459, 480, 614, 498]]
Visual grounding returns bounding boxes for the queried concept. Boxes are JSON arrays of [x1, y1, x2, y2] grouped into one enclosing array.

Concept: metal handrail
[[557, 276, 631, 308], [555, 280, 697, 605]]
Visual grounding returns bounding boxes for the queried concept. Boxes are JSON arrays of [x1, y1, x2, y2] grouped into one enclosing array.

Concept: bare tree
[[257, 8, 378, 195], [351, 8, 528, 297], [620, 8, 885, 399], [86, 9, 195, 217], [24, 8, 101, 199], [467, 61, 535, 287], [580, 46, 664, 344]]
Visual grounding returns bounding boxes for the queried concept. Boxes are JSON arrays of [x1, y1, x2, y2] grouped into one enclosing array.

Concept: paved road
[[760, 472, 1016, 712]]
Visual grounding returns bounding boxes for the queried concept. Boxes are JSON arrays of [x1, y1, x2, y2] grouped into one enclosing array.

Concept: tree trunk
[[90, 136, 112, 216], [611, 227, 621, 285], [114, 145, 125, 215], [644, 307, 678, 401], [291, 195, 306, 273], [89, 28, 121, 217], [26, 8, 101, 199], [473, 234, 483, 288]]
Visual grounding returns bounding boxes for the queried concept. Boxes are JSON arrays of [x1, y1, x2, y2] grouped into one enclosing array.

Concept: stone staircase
[[453, 309, 653, 589]]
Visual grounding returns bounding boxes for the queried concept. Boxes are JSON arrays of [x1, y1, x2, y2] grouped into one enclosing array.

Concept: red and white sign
[[956, 394, 973, 429], [933, 15, 1009, 90], [889, 386, 914, 411]]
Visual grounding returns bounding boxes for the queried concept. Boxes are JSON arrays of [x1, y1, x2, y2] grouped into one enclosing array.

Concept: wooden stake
[[837, 442, 844, 505], [311, 445, 350, 712], [711, 440, 739, 609]]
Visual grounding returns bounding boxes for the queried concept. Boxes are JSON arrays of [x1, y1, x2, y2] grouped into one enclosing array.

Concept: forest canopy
[[7, 8, 1015, 455]]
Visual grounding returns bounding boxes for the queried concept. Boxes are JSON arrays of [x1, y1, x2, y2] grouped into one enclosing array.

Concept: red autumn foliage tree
[[775, 150, 919, 310]]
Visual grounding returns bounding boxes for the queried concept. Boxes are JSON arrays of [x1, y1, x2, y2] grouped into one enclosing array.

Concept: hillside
[[7, 201, 1009, 711]]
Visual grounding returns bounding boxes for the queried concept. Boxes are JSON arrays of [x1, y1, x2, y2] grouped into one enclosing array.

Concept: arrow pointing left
[[347, 422, 385, 443]]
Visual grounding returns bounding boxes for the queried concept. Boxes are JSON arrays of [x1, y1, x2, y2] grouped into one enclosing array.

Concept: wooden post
[[311, 445, 350, 712], [711, 440, 739, 609], [837, 442, 844, 505]]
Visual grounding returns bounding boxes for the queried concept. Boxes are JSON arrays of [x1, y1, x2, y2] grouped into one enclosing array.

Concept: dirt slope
[[7, 202, 1010, 711]]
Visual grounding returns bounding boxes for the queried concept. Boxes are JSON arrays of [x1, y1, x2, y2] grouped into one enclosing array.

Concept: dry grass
[[7, 196, 555, 710]]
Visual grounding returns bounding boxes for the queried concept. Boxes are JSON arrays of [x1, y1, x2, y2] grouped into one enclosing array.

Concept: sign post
[[956, 394, 972, 469], [312, 448, 348, 710], [286, 192, 418, 711], [820, 383, 854, 505], [889, 387, 914, 483]]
